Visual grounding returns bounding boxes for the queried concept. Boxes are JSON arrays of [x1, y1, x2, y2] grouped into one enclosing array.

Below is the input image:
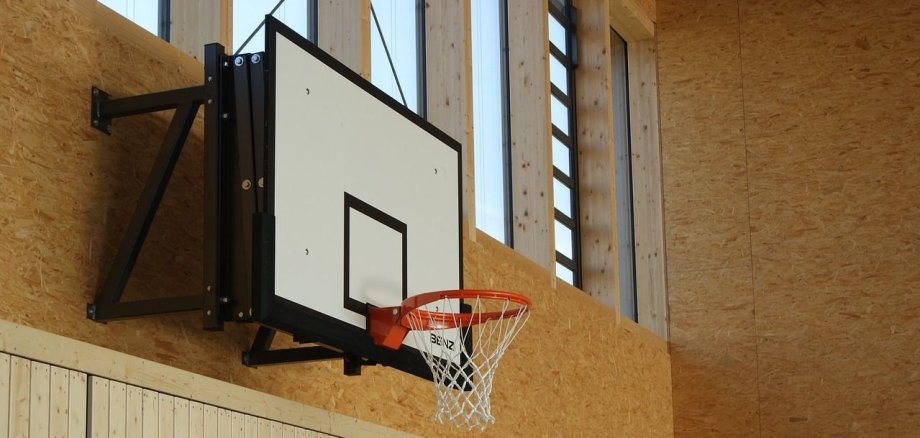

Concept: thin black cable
[[370, 2, 408, 107], [234, 0, 287, 55]]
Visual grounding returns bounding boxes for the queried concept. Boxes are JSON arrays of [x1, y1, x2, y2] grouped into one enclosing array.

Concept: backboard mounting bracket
[[242, 326, 374, 376], [87, 43, 228, 329]]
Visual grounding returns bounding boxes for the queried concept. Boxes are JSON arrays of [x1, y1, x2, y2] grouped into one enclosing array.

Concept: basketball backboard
[[251, 17, 464, 379]]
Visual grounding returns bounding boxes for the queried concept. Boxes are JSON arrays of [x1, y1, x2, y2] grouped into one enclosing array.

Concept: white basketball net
[[404, 296, 531, 430]]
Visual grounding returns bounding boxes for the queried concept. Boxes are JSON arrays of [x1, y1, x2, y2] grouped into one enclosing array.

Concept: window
[[610, 28, 637, 321], [548, 1, 580, 287], [99, 0, 169, 40], [233, 0, 317, 53], [472, 0, 512, 245], [370, 0, 426, 115]]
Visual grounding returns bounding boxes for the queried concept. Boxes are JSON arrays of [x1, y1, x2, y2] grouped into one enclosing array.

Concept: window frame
[[158, 0, 170, 41], [307, 0, 318, 43], [471, 0, 514, 247], [232, 0, 318, 53], [548, 0, 582, 288], [369, 0, 428, 117], [99, 0, 170, 41], [609, 26, 638, 322]]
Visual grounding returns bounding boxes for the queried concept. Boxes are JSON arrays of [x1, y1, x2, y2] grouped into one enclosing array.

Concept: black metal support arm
[[242, 326, 372, 376], [243, 326, 343, 365], [88, 44, 229, 325]]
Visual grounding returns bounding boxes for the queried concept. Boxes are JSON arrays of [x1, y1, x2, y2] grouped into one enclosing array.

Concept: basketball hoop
[[368, 290, 532, 430]]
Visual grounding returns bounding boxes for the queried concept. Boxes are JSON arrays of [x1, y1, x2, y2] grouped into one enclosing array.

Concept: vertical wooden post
[[170, 0, 226, 60], [507, 0, 554, 270], [317, 0, 371, 78], [426, 0, 476, 239], [573, 0, 620, 312], [628, 39, 668, 338]]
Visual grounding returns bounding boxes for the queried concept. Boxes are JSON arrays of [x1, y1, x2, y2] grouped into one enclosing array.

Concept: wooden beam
[[507, 0, 554, 270], [628, 40, 668, 339], [608, 0, 655, 41], [426, 0, 475, 239], [317, 0, 370, 78], [573, 0, 620, 312]]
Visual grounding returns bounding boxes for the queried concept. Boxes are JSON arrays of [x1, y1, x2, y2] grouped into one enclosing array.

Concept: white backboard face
[[264, 20, 463, 373]]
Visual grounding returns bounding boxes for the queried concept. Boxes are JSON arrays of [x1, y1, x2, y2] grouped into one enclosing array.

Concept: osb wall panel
[[656, 0, 751, 274], [667, 266, 758, 436], [464, 236, 674, 437], [658, 0, 920, 435], [0, 1, 673, 437], [741, 0, 920, 435], [657, 0, 760, 430]]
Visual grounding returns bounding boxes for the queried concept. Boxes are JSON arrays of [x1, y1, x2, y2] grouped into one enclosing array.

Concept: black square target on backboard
[[343, 192, 407, 316]]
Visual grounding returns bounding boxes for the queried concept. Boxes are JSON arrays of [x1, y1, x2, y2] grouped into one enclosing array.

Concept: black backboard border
[[254, 16, 464, 381]]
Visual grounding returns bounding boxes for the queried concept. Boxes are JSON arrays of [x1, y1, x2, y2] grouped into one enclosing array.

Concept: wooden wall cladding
[[0, 1, 673, 437], [0, 353, 88, 437], [658, 0, 920, 435], [86, 376, 335, 437]]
